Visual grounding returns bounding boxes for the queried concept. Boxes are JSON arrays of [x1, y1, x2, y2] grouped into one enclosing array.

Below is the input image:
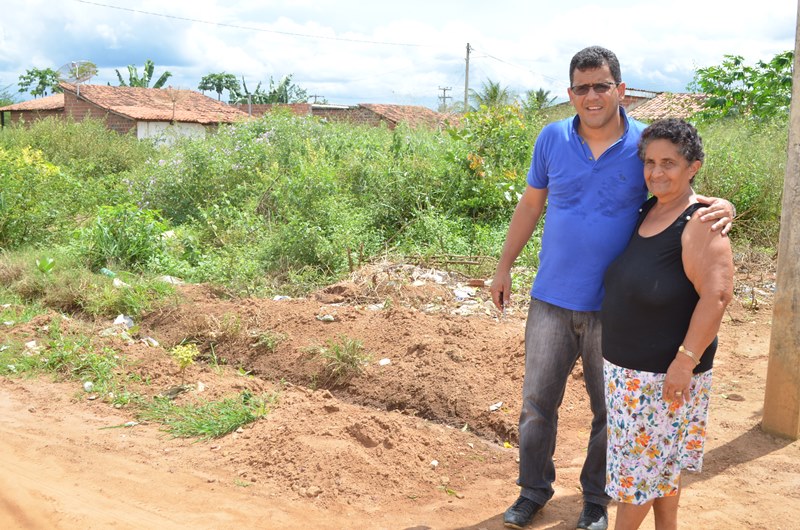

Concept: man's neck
[[577, 113, 625, 143], [577, 113, 625, 159]]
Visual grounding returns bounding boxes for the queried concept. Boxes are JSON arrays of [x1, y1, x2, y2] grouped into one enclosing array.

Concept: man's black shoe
[[576, 501, 608, 530], [503, 496, 543, 529]]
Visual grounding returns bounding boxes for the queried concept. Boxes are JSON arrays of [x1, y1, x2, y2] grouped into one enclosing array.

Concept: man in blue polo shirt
[[490, 46, 734, 530]]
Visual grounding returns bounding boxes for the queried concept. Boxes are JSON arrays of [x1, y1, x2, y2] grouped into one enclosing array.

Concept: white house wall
[[136, 121, 207, 143]]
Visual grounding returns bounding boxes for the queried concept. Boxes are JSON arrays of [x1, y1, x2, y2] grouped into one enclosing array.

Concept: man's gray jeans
[[517, 298, 609, 507]]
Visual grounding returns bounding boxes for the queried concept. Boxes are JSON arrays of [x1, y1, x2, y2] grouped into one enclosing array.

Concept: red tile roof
[[628, 92, 707, 121], [359, 103, 451, 129], [61, 83, 248, 124], [0, 93, 64, 111]]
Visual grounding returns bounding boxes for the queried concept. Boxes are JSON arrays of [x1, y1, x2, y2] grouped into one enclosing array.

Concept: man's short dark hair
[[569, 46, 622, 85]]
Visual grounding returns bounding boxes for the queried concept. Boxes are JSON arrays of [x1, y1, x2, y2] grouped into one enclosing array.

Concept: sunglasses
[[569, 82, 619, 96]]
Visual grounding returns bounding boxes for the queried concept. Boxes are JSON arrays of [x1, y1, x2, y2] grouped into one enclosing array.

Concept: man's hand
[[490, 270, 512, 312], [696, 195, 736, 236]]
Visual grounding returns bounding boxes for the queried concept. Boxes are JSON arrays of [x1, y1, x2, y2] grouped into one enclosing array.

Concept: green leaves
[[80, 204, 168, 271], [690, 50, 793, 120], [17, 67, 61, 98], [198, 72, 241, 101], [116, 59, 173, 88]]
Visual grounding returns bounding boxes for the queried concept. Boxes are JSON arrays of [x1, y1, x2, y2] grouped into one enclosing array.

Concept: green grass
[[138, 390, 277, 439], [0, 317, 135, 406], [0, 311, 278, 438], [0, 249, 176, 318], [253, 330, 286, 352]]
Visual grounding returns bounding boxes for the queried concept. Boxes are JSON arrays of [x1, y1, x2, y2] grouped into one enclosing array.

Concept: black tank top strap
[[674, 202, 709, 231], [635, 196, 658, 231]]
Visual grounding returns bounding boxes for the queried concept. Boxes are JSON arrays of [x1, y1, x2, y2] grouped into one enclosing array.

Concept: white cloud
[[1, 0, 795, 107]]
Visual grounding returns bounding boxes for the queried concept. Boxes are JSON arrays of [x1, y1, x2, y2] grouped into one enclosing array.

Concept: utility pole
[[309, 94, 323, 104], [762, 0, 800, 440], [464, 43, 471, 112], [438, 86, 452, 110]]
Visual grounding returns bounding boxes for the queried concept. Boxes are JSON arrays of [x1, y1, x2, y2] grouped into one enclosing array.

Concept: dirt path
[[1, 268, 799, 529]]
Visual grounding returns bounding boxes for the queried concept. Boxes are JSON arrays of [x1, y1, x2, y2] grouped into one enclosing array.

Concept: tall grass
[[694, 116, 787, 246]]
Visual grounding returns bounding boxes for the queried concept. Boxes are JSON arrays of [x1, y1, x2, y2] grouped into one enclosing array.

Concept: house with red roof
[[235, 102, 456, 130], [628, 92, 708, 121], [0, 83, 248, 141]]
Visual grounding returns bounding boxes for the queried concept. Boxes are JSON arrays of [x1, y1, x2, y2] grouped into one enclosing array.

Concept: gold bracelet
[[678, 345, 700, 366]]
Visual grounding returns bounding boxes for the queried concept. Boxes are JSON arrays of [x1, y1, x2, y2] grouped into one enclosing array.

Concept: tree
[[198, 72, 241, 101], [266, 74, 308, 104], [468, 79, 515, 110], [60, 61, 98, 83], [17, 68, 61, 97], [229, 74, 308, 104], [116, 59, 172, 88], [523, 88, 557, 110], [689, 50, 793, 120]]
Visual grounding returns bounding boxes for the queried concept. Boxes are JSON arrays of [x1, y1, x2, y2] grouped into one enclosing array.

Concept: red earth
[[1, 260, 798, 529]]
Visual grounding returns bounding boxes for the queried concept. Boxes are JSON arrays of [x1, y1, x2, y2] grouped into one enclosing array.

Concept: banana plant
[[116, 59, 172, 88]]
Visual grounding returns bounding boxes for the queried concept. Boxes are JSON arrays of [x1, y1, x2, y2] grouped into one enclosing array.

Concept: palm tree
[[116, 59, 172, 88], [524, 88, 557, 110], [469, 79, 514, 110]]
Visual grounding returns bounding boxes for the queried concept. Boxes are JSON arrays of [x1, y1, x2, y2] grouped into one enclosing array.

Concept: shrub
[[697, 117, 786, 245], [0, 147, 76, 248], [78, 204, 168, 271], [316, 334, 371, 387]]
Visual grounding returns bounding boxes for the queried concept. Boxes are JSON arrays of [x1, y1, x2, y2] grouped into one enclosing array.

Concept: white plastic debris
[[430, 460, 439, 469], [113, 314, 135, 329], [24, 340, 42, 355], [489, 401, 503, 412], [273, 295, 291, 301], [112, 278, 130, 288], [378, 358, 392, 366], [83, 381, 94, 392], [158, 275, 184, 285], [453, 286, 476, 300], [316, 314, 335, 322], [141, 336, 159, 347]]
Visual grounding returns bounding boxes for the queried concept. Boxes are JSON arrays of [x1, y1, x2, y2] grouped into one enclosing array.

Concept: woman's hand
[[663, 356, 694, 404]]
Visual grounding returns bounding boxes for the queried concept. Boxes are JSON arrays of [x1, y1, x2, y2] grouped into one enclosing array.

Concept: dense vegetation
[[0, 99, 788, 319]]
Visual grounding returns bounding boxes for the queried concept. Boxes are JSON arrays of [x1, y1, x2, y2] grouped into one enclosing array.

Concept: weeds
[[1, 249, 174, 318], [252, 330, 285, 352], [0, 317, 130, 403], [0, 108, 783, 299], [138, 390, 277, 439], [170, 343, 200, 383], [313, 334, 371, 387]]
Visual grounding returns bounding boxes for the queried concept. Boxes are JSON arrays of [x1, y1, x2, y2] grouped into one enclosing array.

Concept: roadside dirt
[[1, 261, 798, 529]]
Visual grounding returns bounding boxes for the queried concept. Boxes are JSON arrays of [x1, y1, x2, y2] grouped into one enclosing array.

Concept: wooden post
[[762, 0, 800, 440]]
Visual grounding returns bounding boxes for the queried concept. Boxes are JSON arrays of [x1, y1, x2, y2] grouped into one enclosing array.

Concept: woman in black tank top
[[600, 119, 734, 529]]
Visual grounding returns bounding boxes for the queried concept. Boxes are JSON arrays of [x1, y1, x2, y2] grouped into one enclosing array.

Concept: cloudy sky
[[1, 0, 797, 109]]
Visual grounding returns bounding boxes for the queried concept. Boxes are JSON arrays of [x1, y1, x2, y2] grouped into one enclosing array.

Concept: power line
[[470, 45, 565, 86], [74, 0, 435, 48]]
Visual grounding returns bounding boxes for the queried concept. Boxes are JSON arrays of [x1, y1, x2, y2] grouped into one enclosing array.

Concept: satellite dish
[[56, 60, 97, 96]]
